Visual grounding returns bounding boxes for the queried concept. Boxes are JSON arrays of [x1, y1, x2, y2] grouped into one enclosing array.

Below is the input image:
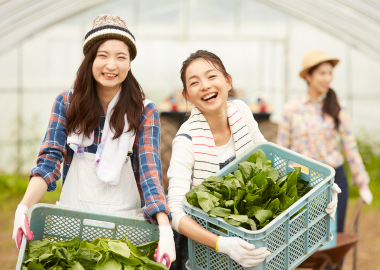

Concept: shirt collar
[[303, 93, 326, 104]]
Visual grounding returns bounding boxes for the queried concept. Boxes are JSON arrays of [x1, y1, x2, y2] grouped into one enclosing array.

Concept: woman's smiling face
[[184, 58, 232, 114], [92, 39, 131, 93]]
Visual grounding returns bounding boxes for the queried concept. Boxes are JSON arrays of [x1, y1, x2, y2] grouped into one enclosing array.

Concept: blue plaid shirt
[[30, 90, 170, 223]]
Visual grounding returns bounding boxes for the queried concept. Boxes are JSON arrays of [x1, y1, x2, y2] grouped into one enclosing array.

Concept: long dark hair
[[66, 39, 145, 139], [180, 50, 232, 95], [308, 62, 341, 129]]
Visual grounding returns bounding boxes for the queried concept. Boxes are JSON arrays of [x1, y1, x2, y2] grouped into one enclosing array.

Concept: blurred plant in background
[[0, 174, 28, 208], [346, 134, 380, 208], [0, 174, 62, 232], [0, 135, 379, 210]]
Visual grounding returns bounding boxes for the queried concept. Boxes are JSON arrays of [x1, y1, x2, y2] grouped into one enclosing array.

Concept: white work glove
[[359, 183, 373, 205], [154, 225, 176, 268], [325, 183, 341, 222], [12, 204, 34, 249], [217, 236, 270, 268]]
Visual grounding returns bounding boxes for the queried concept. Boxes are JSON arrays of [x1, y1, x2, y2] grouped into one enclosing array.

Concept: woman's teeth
[[202, 93, 217, 101], [103, 73, 117, 77]]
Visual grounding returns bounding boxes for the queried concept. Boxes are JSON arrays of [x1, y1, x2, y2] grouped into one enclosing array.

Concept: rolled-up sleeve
[[30, 92, 69, 191], [137, 103, 171, 223], [167, 133, 194, 232]]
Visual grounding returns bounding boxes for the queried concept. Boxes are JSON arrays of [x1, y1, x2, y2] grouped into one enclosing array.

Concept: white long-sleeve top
[[167, 100, 267, 232]]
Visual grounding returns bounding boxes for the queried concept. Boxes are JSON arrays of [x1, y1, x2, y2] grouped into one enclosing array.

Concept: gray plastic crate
[[16, 203, 159, 269]]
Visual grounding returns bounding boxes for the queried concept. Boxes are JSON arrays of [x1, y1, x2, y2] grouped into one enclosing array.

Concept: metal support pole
[[346, 47, 353, 120], [16, 44, 23, 174], [181, 0, 190, 42], [353, 210, 360, 270], [234, 0, 241, 39], [132, 0, 140, 34], [283, 18, 291, 103]]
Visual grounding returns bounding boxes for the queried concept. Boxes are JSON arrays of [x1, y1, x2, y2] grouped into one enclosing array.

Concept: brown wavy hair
[[180, 50, 232, 95], [308, 62, 341, 129], [66, 39, 145, 139]]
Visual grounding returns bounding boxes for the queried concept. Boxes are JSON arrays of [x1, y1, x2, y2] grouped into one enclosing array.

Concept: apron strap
[[128, 132, 136, 156]]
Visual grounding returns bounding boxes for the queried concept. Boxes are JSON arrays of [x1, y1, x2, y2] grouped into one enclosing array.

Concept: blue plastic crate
[[16, 203, 159, 270], [184, 142, 335, 270], [319, 212, 337, 250]]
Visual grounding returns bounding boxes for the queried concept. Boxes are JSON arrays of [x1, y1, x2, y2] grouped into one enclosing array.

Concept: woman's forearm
[[178, 215, 218, 249], [20, 176, 48, 207], [155, 211, 171, 226]]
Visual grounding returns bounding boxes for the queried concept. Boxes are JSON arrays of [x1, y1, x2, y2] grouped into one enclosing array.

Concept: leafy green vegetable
[[197, 191, 218, 212], [186, 149, 313, 230], [23, 236, 168, 270], [209, 207, 231, 217], [254, 210, 273, 226]]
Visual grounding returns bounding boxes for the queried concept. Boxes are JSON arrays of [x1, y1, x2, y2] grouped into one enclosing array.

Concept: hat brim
[[299, 58, 339, 79]]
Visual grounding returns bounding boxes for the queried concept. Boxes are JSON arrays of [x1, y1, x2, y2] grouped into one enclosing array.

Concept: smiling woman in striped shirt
[[167, 50, 271, 269], [167, 50, 341, 270]]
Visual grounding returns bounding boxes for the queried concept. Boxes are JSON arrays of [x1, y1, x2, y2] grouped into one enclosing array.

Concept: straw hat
[[83, 14, 137, 59], [299, 50, 339, 79]]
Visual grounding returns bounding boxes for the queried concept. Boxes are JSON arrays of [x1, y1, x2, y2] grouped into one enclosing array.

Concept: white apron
[[58, 133, 143, 218]]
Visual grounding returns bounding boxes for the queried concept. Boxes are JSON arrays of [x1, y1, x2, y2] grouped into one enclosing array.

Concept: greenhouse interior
[[0, 0, 379, 269]]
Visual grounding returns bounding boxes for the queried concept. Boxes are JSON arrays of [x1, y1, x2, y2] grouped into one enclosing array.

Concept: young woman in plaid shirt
[[12, 14, 175, 267]]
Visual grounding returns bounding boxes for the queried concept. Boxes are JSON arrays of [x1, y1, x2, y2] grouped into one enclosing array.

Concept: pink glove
[[12, 204, 34, 249], [325, 183, 341, 222], [217, 236, 270, 268], [154, 225, 176, 268]]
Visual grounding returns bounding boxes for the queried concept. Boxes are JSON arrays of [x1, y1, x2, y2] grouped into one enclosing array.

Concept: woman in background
[[277, 50, 373, 236]]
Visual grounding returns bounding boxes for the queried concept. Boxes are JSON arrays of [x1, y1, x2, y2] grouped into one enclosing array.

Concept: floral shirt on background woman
[[277, 94, 369, 186]]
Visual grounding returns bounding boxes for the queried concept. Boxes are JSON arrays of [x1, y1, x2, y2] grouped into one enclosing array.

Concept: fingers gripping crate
[[184, 142, 335, 270], [16, 204, 159, 269]]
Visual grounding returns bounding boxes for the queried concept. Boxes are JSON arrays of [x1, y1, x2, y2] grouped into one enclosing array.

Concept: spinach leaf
[[286, 171, 298, 193], [252, 171, 267, 189], [108, 241, 130, 258], [254, 210, 273, 226], [220, 181, 237, 200], [266, 198, 280, 214], [234, 170, 245, 185], [267, 167, 279, 182], [276, 175, 287, 187], [224, 215, 249, 227], [209, 207, 231, 217], [247, 206, 261, 218], [27, 261, 46, 270], [246, 149, 269, 165], [197, 191, 219, 212], [238, 162, 255, 181], [247, 219, 257, 231]]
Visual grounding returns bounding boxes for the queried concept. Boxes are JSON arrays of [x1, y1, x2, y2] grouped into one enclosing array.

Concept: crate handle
[[83, 219, 116, 229]]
